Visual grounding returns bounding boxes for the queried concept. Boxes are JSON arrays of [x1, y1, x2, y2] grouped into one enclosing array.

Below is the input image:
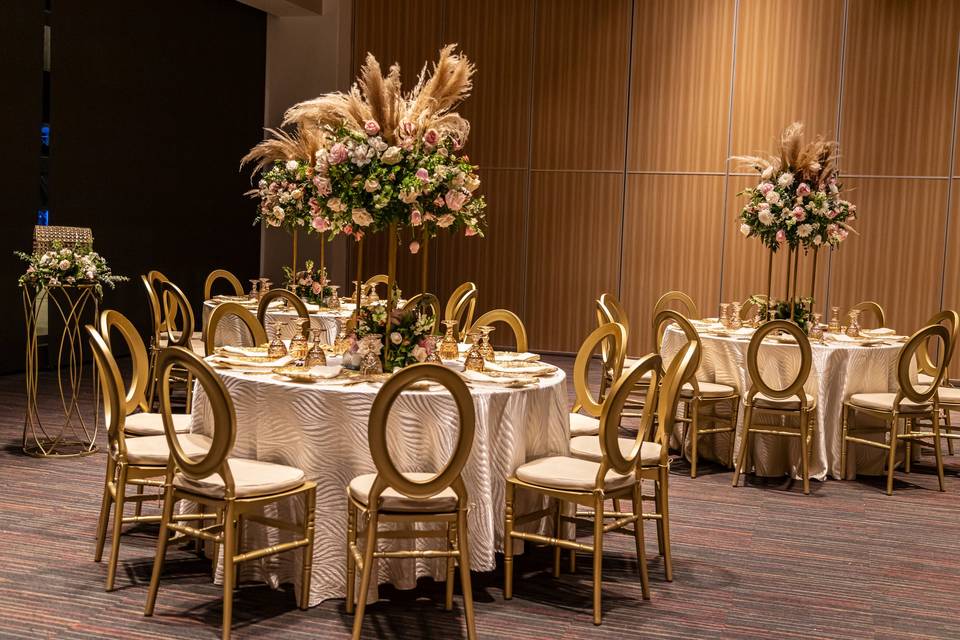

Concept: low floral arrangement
[[749, 295, 813, 331], [734, 122, 857, 251], [16, 243, 127, 296], [283, 259, 332, 305], [353, 303, 436, 370]]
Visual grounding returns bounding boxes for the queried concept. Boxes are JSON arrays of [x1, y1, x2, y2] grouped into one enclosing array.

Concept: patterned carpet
[[1, 356, 958, 639]]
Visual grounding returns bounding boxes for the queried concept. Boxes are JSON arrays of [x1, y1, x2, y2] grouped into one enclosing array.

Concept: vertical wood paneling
[[530, 0, 632, 171], [621, 175, 725, 350], [526, 172, 623, 352], [731, 0, 844, 158], [828, 178, 949, 334], [352, 0, 444, 77], [628, 0, 735, 173], [943, 179, 960, 375], [841, 0, 960, 176], [444, 0, 534, 169]]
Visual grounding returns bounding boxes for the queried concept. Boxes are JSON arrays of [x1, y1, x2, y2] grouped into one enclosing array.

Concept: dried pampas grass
[[732, 121, 840, 188]]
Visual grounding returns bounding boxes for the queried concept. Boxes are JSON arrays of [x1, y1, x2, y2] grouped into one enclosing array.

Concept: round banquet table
[[188, 364, 569, 606], [661, 325, 910, 480], [202, 298, 354, 348]]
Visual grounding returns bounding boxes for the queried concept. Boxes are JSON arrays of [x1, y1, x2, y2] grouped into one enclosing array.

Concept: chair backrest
[[653, 309, 702, 373], [573, 322, 627, 417], [597, 293, 630, 338], [156, 279, 195, 347], [363, 274, 389, 297], [257, 288, 310, 337], [445, 282, 478, 338], [86, 324, 128, 458], [850, 300, 885, 328], [402, 293, 441, 334], [366, 363, 475, 503], [648, 341, 701, 461], [596, 354, 661, 479], [745, 320, 813, 407], [203, 269, 244, 300], [205, 302, 268, 355], [896, 324, 950, 404], [99, 309, 151, 414], [653, 290, 700, 319], [915, 309, 959, 377], [740, 295, 767, 320], [156, 346, 238, 494], [470, 309, 528, 352], [144, 271, 192, 344]]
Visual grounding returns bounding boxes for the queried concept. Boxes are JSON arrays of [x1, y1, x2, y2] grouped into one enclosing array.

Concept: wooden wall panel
[[352, 0, 444, 77], [943, 179, 960, 376], [827, 178, 949, 334], [628, 0, 735, 173], [530, 0, 632, 171], [731, 0, 843, 160], [621, 175, 724, 351], [444, 0, 534, 169], [841, 0, 960, 176], [525, 172, 623, 352]]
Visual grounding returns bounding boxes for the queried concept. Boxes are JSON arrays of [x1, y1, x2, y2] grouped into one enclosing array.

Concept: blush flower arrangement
[[16, 243, 127, 296], [282, 259, 332, 305], [353, 303, 436, 370]]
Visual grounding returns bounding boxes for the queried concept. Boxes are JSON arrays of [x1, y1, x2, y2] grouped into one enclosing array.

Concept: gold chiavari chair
[[841, 323, 950, 495], [204, 268, 244, 300], [850, 300, 885, 328], [470, 308, 528, 352], [445, 281, 478, 339], [346, 364, 476, 640], [504, 344, 699, 625], [739, 295, 767, 320], [257, 288, 310, 338], [656, 310, 739, 478], [596, 293, 642, 397], [87, 322, 212, 591], [918, 310, 960, 454], [204, 302, 269, 356], [569, 323, 627, 437], [732, 320, 817, 495], [653, 290, 700, 319], [144, 346, 317, 640], [402, 292, 442, 333]]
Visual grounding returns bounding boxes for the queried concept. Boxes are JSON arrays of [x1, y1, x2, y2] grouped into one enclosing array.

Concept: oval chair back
[[745, 320, 813, 408], [363, 274, 389, 298], [573, 322, 627, 417], [597, 354, 661, 479], [402, 293, 441, 334], [204, 269, 244, 300], [897, 324, 950, 404], [470, 309, 528, 353], [366, 363, 476, 503], [257, 288, 310, 338], [740, 295, 767, 320], [99, 309, 152, 414], [205, 302, 269, 356], [653, 309, 702, 375], [597, 293, 630, 338], [653, 290, 700, 319], [649, 341, 701, 456], [86, 325, 128, 458], [156, 279, 196, 348], [156, 346, 238, 495], [445, 282, 478, 338], [850, 300, 885, 328], [915, 310, 959, 379]]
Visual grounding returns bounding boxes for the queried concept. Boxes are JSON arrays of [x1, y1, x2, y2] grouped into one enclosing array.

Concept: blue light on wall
[[40, 125, 50, 147], [37, 209, 49, 225]]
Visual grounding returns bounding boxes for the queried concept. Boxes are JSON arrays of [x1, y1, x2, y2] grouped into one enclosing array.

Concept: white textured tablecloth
[[661, 327, 907, 480], [202, 299, 352, 348], [189, 367, 569, 606]]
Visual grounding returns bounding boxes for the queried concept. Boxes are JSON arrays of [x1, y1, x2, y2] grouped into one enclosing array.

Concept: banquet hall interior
[[3, 0, 960, 638]]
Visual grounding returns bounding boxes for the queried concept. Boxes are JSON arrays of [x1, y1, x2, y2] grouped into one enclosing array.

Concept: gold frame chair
[[732, 320, 817, 494], [143, 274, 199, 411], [470, 308, 528, 352], [916, 310, 959, 453], [144, 346, 317, 640], [655, 310, 739, 478], [850, 300, 885, 328], [257, 288, 310, 338], [204, 269, 244, 300], [841, 324, 950, 495], [204, 302, 269, 356], [596, 293, 635, 398], [739, 295, 767, 320], [346, 364, 477, 640], [445, 282, 478, 339], [402, 292, 442, 334], [569, 322, 627, 432], [653, 290, 700, 319]]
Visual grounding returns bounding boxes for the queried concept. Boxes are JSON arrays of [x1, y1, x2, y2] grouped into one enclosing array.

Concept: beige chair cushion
[[917, 372, 936, 386], [848, 392, 931, 414], [159, 334, 205, 356], [681, 380, 737, 398], [348, 472, 458, 512], [514, 456, 634, 492], [752, 392, 817, 410], [938, 386, 960, 405], [174, 458, 306, 498], [123, 433, 212, 466], [569, 412, 600, 437], [125, 412, 192, 436], [568, 436, 661, 466]]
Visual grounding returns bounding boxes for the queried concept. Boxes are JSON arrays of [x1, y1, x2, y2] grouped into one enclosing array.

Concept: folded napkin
[[495, 351, 541, 362], [221, 345, 269, 358], [306, 365, 341, 379], [461, 370, 537, 387], [823, 333, 856, 343], [484, 361, 556, 376], [861, 327, 896, 337], [215, 354, 293, 368]]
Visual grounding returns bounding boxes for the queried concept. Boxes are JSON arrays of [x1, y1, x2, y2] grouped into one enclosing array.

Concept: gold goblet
[[439, 319, 460, 360], [463, 331, 485, 372]]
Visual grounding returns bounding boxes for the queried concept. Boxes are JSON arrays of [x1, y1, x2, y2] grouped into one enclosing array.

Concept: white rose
[[740, 223, 751, 236], [58, 259, 71, 270], [777, 172, 794, 187], [390, 331, 402, 345], [757, 211, 774, 225], [285, 160, 299, 171], [351, 207, 373, 227], [764, 190, 781, 204], [381, 146, 402, 165], [813, 235, 822, 246]]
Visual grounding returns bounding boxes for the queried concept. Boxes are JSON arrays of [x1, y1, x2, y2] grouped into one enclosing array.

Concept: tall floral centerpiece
[[243, 44, 486, 368], [733, 122, 858, 324]]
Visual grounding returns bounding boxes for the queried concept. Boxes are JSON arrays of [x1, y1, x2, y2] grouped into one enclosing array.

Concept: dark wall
[[49, 0, 266, 338]]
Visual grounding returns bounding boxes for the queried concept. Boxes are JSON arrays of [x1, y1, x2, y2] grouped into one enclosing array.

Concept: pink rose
[[437, 214, 455, 228], [827, 209, 838, 219], [776, 229, 786, 244], [328, 143, 348, 165], [344, 224, 353, 235], [312, 175, 331, 196], [796, 182, 811, 197], [465, 227, 477, 237], [312, 215, 331, 232], [364, 120, 380, 136], [312, 281, 323, 295], [423, 129, 439, 146], [410, 208, 422, 226], [444, 190, 468, 211], [409, 240, 420, 254], [415, 168, 429, 181], [758, 182, 774, 195], [792, 206, 806, 221], [351, 207, 373, 227], [400, 120, 415, 136]]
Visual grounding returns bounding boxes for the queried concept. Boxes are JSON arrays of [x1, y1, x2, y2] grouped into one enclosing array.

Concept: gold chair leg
[[94, 457, 115, 562], [658, 466, 673, 582], [932, 410, 945, 492], [841, 405, 850, 480], [351, 511, 379, 640], [592, 494, 604, 625], [885, 417, 898, 496], [800, 409, 810, 495], [457, 506, 477, 640], [945, 409, 954, 455], [445, 521, 455, 611], [144, 481, 176, 617], [728, 397, 740, 468], [134, 484, 145, 519], [503, 482, 514, 600], [552, 499, 561, 578], [690, 399, 700, 479], [221, 502, 236, 640], [300, 488, 316, 610], [105, 463, 129, 591], [653, 479, 665, 557], [185, 372, 194, 414], [904, 418, 912, 474], [733, 405, 753, 487], [631, 483, 650, 600], [345, 501, 357, 614]]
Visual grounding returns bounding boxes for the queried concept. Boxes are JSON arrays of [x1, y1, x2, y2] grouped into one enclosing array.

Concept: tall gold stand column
[[354, 237, 364, 315], [22, 284, 100, 457], [420, 230, 429, 294], [291, 229, 300, 275], [383, 223, 399, 367]]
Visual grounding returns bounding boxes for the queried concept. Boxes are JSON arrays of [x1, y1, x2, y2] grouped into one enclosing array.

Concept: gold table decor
[[463, 331, 485, 372], [439, 319, 460, 360]]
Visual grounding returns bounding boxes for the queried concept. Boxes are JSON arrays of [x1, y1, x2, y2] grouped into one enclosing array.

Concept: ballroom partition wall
[[351, 0, 960, 362]]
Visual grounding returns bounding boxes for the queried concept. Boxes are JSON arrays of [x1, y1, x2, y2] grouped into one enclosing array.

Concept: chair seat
[[125, 412, 192, 436], [569, 412, 600, 437], [917, 372, 936, 386], [348, 472, 458, 512], [124, 433, 212, 466], [568, 436, 661, 466], [938, 386, 960, 405], [514, 456, 634, 492], [681, 380, 737, 398], [174, 457, 307, 498], [159, 334, 205, 356], [751, 392, 817, 410], [848, 392, 931, 414]]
